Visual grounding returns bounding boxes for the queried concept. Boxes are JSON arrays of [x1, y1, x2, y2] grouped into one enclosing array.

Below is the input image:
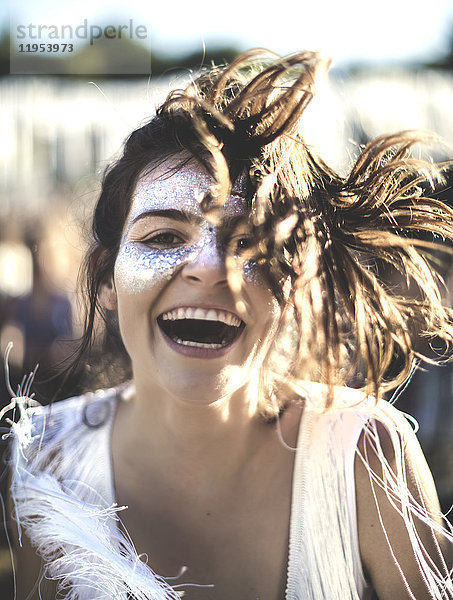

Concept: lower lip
[[158, 326, 245, 359]]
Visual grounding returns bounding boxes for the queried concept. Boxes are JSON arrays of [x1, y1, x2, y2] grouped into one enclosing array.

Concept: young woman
[[9, 50, 453, 599]]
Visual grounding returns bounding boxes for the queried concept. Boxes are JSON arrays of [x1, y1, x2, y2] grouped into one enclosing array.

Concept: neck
[[114, 377, 269, 487]]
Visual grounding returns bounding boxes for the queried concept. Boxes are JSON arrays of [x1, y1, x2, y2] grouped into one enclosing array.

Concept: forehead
[[127, 163, 247, 223]]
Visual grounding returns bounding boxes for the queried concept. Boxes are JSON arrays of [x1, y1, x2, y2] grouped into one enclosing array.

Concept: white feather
[[10, 391, 184, 600]]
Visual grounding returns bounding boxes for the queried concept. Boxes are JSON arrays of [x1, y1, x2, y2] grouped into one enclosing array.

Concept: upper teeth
[[161, 307, 241, 327]]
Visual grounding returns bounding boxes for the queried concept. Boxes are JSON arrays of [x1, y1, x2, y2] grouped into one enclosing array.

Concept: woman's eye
[[143, 232, 185, 246], [235, 236, 253, 252]]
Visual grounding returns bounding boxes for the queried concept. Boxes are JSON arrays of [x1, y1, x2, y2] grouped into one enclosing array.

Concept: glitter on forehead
[[231, 170, 248, 195], [130, 168, 213, 220], [127, 165, 248, 229]]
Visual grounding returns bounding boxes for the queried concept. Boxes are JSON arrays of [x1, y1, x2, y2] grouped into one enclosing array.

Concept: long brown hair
[[73, 49, 453, 412]]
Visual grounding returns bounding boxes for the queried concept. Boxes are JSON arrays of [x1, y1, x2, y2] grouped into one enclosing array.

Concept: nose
[[181, 236, 228, 288]]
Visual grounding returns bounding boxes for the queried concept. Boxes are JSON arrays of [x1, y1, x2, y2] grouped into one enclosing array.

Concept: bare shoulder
[[355, 407, 453, 599]]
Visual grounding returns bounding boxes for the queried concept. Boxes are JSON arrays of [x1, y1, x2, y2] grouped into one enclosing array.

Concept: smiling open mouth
[[157, 307, 245, 349]]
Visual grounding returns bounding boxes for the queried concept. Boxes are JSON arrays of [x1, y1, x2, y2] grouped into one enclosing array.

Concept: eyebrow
[[131, 209, 203, 226], [130, 208, 248, 230]]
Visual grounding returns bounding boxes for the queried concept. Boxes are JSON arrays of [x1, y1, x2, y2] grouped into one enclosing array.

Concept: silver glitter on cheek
[[114, 243, 196, 294], [242, 259, 262, 286]]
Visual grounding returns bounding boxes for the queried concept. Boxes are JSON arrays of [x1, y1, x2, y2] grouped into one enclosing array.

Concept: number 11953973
[[18, 43, 74, 52]]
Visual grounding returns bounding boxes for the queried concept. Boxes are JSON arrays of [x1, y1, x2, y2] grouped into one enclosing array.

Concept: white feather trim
[[286, 405, 364, 600], [10, 392, 184, 600], [286, 384, 453, 600]]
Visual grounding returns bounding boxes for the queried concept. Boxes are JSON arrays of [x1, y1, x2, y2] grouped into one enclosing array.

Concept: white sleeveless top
[[11, 382, 381, 599]]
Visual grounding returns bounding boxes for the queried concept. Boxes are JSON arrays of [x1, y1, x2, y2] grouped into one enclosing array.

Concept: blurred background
[[1, 0, 453, 594]]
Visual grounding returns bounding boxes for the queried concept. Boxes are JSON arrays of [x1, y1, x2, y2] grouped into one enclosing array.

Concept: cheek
[[240, 255, 277, 300], [245, 274, 280, 322], [114, 243, 194, 294], [235, 257, 280, 321], [242, 259, 263, 286], [264, 292, 281, 324]]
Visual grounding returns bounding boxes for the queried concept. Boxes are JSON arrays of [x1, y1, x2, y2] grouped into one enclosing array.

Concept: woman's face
[[111, 161, 280, 404]]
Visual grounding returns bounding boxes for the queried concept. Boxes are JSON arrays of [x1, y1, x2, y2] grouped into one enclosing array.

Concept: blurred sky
[[2, 0, 453, 68]]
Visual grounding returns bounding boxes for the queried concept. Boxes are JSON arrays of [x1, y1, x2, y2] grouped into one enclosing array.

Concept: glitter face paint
[[114, 165, 261, 295]]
